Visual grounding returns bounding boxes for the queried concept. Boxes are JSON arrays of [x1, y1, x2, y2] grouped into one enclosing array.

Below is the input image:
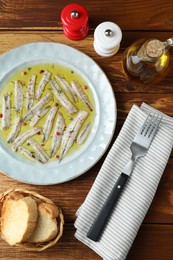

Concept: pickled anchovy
[[27, 138, 49, 163], [26, 74, 36, 110], [76, 122, 91, 145], [50, 112, 65, 157], [55, 74, 77, 102], [36, 70, 51, 99], [42, 105, 58, 142], [7, 117, 21, 143], [50, 79, 77, 114], [30, 106, 50, 127], [23, 93, 52, 121], [2, 94, 11, 130], [12, 127, 41, 152], [14, 80, 23, 113], [71, 80, 92, 111], [19, 146, 43, 163], [59, 110, 88, 161]]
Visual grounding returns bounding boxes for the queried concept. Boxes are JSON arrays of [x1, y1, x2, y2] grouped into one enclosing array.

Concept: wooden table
[[0, 1, 173, 259]]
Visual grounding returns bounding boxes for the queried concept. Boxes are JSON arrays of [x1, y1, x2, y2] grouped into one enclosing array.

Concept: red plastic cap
[[61, 3, 89, 40]]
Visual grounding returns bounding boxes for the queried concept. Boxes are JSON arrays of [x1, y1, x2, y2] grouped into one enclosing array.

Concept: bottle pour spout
[[164, 38, 173, 48]]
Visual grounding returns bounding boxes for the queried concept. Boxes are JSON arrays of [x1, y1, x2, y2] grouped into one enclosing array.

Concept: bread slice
[[27, 202, 59, 243], [1, 195, 38, 245]]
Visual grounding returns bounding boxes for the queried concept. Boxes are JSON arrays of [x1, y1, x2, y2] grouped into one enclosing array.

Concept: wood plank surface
[[0, 31, 173, 95], [0, 0, 173, 30], [0, 0, 173, 259], [0, 31, 172, 259], [0, 156, 173, 224], [0, 224, 173, 260]]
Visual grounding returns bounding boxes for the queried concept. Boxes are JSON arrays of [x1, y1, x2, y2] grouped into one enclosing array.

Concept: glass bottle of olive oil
[[123, 38, 173, 83]]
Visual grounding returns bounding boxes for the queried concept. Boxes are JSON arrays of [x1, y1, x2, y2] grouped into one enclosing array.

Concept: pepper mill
[[61, 3, 89, 41], [94, 21, 122, 57]]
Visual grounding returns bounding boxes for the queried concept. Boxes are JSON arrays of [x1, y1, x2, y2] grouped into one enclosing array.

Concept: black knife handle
[[87, 173, 129, 242]]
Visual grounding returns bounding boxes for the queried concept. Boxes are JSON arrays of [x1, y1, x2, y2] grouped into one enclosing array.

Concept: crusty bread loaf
[[1, 194, 38, 245], [27, 202, 59, 243]]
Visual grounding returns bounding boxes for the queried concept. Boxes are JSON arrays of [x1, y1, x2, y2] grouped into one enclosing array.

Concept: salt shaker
[[94, 21, 122, 57], [61, 3, 89, 41]]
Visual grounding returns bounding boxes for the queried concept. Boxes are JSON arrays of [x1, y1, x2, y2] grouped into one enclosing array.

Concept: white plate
[[0, 42, 116, 185]]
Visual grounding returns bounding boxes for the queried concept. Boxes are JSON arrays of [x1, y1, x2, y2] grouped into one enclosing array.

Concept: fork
[[87, 113, 162, 241]]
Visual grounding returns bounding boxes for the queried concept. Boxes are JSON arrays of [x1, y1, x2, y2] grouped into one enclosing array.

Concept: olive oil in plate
[[0, 63, 95, 163]]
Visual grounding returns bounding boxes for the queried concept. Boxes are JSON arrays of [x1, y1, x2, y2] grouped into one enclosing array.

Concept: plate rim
[[0, 42, 117, 185]]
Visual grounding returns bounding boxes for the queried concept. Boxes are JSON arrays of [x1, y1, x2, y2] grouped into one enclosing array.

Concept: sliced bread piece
[[27, 202, 59, 243], [1, 195, 38, 245]]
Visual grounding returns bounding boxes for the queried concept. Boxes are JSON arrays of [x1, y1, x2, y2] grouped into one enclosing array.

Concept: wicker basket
[[0, 188, 64, 251]]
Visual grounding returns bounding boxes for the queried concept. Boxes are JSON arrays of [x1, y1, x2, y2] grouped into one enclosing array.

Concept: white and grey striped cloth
[[74, 103, 173, 260]]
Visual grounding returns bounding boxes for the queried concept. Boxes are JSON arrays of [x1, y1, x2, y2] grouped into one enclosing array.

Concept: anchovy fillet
[[36, 70, 51, 99], [23, 93, 52, 121], [19, 146, 43, 163], [27, 138, 49, 163], [76, 122, 91, 144], [7, 117, 21, 143], [30, 106, 50, 127], [14, 80, 23, 113], [2, 94, 11, 130], [59, 110, 88, 161], [55, 74, 77, 102], [26, 74, 36, 110], [50, 112, 65, 157], [50, 79, 77, 114], [42, 105, 58, 142], [12, 127, 41, 151], [71, 81, 92, 111]]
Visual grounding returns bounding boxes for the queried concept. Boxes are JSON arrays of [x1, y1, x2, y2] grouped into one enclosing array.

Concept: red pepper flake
[[56, 155, 59, 159], [0, 114, 3, 118], [56, 131, 60, 136], [84, 85, 88, 90], [37, 131, 41, 135], [39, 69, 45, 74], [41, 143, 45, 147], [55, 103, 59, 107]]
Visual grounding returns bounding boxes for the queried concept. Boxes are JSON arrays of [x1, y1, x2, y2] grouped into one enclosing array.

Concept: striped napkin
[[74, 103, 173, 260]]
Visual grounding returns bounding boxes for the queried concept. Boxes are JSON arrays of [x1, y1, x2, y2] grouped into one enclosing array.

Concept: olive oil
[[123, 38, 172, 84], [0, 63, 95, 162]]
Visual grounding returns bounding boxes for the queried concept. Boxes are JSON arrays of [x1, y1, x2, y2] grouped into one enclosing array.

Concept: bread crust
[[1, 195, 38, 245], [0, 189, 64, 251], [27, 202, 59, 243]]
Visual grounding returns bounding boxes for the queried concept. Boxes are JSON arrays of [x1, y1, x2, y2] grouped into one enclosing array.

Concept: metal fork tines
[[123, 113, 162, 176], [87, 113, 162, 242]]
